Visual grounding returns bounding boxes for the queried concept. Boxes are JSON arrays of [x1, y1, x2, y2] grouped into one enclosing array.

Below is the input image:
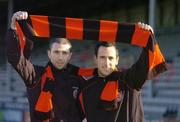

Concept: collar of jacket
[[40, 62, 73, 89]]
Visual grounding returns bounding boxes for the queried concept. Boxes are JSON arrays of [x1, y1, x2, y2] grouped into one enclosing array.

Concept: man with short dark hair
[[79, 29, 166, 121], [6, 11, 86, 122]]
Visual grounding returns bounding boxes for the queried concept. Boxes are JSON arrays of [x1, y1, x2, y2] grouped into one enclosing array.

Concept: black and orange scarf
[[15, 15, 166, 78]]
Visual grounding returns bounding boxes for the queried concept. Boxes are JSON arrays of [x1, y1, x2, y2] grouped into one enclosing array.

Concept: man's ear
[[115, 56, 119, 66], [47, 50, 51, 59], [93, 55, 98, 66], [68, 52, 72, 60]]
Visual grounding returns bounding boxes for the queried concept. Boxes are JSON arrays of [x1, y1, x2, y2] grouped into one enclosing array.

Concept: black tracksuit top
[[6, 29, 84, 122]]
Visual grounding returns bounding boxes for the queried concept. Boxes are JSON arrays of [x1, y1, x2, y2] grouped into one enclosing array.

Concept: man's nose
[[58, 52, 63, 59], [104, 58, 110, 66]]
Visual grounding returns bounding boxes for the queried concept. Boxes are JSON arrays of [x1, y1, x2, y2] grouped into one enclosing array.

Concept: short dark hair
[[48, 38, 72, 52], [94, 41, 119, 57]]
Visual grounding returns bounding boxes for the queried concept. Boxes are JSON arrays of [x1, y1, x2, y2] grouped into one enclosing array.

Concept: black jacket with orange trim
[[79, 47, 166, 122], [6, 29, 88, 122], [34, 62, 85, 122]]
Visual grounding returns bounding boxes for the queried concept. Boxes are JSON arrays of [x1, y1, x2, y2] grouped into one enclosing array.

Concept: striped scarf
[[15, 15, 167, 78]]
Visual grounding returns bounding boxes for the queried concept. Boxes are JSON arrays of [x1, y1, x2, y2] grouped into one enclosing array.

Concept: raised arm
[[121, 23, 166, 90], [105, 23, 166, 90], [6, 11, 40, 87]]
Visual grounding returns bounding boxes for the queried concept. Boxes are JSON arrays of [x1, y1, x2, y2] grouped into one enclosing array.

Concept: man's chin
[[104, 70, 114, 76], [55, 64, 64, 69], [104, 72, 111, 76], [99, 71, 112, 77]]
